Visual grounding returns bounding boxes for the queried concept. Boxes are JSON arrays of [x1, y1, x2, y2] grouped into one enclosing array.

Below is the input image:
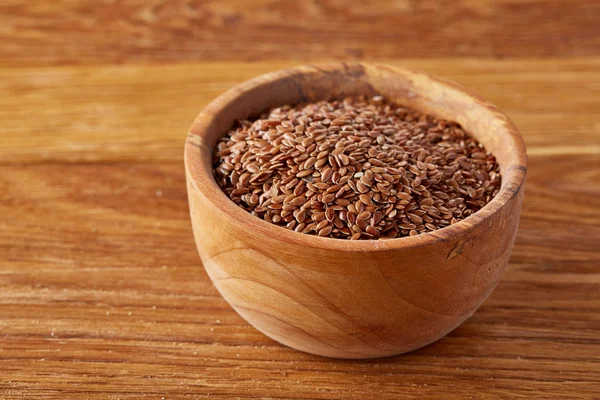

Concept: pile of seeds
[[213, 96, 501, 240]]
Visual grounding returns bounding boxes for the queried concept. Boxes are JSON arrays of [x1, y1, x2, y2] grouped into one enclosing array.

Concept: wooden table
[[2, 1, 599, 399]]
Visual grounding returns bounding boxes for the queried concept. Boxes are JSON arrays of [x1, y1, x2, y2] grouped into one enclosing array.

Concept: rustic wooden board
[[1, 58, 598, 399], [2, 0, 600, 66], [1, 0, 599, 396]]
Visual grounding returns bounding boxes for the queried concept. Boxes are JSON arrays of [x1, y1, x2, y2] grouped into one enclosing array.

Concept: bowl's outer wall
[[185, 63, 527, 358], [187, 176, 523, 359]]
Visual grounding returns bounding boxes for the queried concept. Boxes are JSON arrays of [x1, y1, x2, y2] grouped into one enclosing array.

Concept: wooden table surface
[[1, 1, 599, 399]]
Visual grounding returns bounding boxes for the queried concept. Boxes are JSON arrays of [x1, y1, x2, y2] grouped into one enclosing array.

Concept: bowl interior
[[185, 63, 526, 250]]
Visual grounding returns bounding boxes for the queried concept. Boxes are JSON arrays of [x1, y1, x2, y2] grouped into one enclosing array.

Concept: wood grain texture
[[2, 58, 599, 398], [2, 58, 599, 164], [2, 0, 600, 66], [1, 0, 600, 394]]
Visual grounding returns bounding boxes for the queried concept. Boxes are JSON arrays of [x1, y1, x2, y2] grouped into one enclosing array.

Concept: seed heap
[[213, 96, 501, 240]]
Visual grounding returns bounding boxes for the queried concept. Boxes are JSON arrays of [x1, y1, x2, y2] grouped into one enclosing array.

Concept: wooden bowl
[[184, 63, 527, 359]]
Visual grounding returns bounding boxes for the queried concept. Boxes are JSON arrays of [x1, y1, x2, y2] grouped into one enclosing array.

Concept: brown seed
[[400, 223, 417, 230], [408, 214, 423, 224], [246, 163, 260, 173], [301, 137, 314, 147], [329, 155, 339, 168], [339, 175, 351, 185], [303, 222, 317, 233], [269, 186, 279, 198], [447, 179, 460, 190], [322, 167, 333, 182], [326, 184, 342, 193], [376, 182, 390, 195], [303, 157, 317, 169], [355, 199, 365, 213], [322, 193, 336, 203], [296, 209, 307, 223], [359, 194, 373, 206], [239, 172, 251, 186], [284, 193, 296, 204], [422, 215, 433, 223], [372, 211, 383, 224], [347, 204, 357, 214], [356, 218, 369, 230], [366, 226, 380, 238], [293, 184, 305, 196], [315, 158, 328, 168], [325, 207, 335, 222], [312, 211, 326, 221], [290, 197, 306, 207], [231, 188, 249, 196], [296, 169, 313, 178], [285, 178, 299, 189], [397, 192, 412, 201], [318, 226, 333, 237], [357, 211, 372, 221], [356, 181, 369, 193], [420, 197, 434, 206], [287, 220, 297, 230], [332, 171, 341, 183], [316, 220, 329, 230], [347, 211, 357, 224], [408, 164, 420, 175]]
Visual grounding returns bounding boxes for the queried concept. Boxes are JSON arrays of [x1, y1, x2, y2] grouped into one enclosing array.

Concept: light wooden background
[[1, 1, 599, 399]]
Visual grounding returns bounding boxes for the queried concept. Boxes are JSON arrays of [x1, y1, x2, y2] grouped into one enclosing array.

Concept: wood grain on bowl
[[185, 63, 527, 358]]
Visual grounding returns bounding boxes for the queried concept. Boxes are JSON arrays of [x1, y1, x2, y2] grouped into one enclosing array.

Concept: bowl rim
[[185, 62, 527, 252]]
